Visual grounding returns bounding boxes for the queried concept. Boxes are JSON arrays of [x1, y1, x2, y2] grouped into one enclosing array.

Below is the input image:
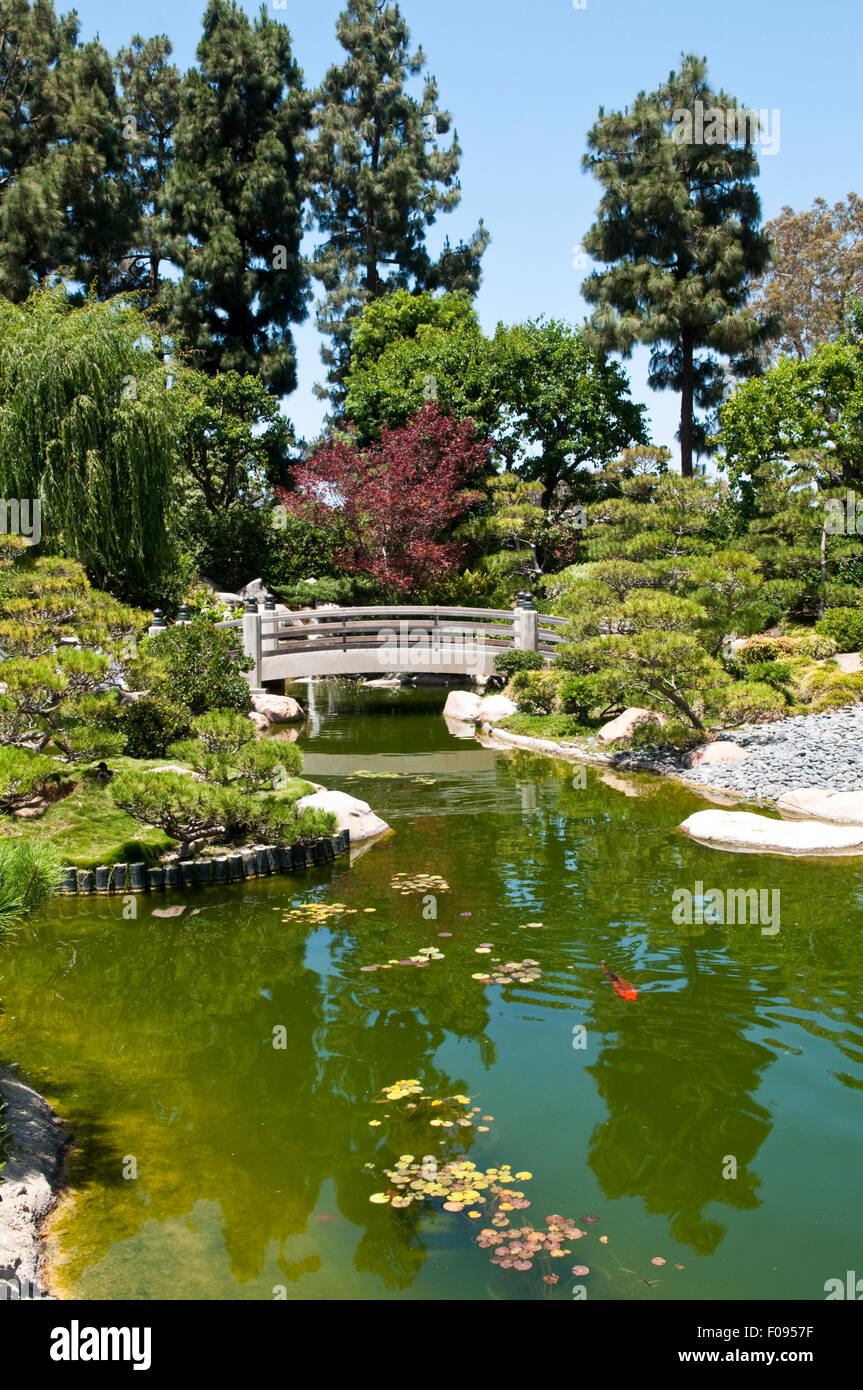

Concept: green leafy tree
[[137, 623, 253, 716], [173, 369, 293, 589], [0, 0, 137, 299], [491, 319, 648, 508], [307, 0, 489, 402], [161, 0, 309, 393], [343, 290, 496, 440], [114, 33, 181, 306], [0, 285, 182, 603], [581, 53, 775, 476]]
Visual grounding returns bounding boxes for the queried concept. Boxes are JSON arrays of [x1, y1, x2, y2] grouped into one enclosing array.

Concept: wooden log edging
[[59, 830, 350, 895]]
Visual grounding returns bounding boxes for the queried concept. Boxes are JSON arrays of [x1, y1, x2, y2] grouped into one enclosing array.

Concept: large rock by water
[[688, 741, 749, 768], [474, 694, 517, 722], [679, 809, 863, 856], [443, 690, 482, 722], [597, 708, 665, 745], [776, 788, 863, 824], [0, 1067, 68, 1297], [296, 788, 391, 843], [250, 692, 304, 724]]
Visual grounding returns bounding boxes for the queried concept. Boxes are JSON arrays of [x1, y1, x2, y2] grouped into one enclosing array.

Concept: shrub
[[627, 720, 706, 753], [742, 661, 795, 697], [738, 635, 795, 663], [508, 669, 560, 715], [557, 671, 622, 721], [705, 681, 786, 725], [492, 650, 545, 689], [122, 696, 194, 758], [0, 746, 60, 812], [797, 667, 863, 710], [788, 631, 838, 660], [110, 771, 241, 846], [141, 624, 252, 715], [815, 607, 863, 653]]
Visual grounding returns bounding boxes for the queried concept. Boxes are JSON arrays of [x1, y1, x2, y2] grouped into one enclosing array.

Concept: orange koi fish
[[601, 960, 638, 1001]]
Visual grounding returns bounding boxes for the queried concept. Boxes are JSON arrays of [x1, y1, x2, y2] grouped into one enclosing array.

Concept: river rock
[[239, 578, 272, 601], [144, 764, 204, 780], [443, 690, 482, 722], [0, 1067, 67, 1296], [296, 789, 391, 842], [597, 708, 665, 745], [688, 741, 749, 768], [250, 692, 305, 724], [776, 788, 863, 824], [679, 809, 863, 856], [474, 694, 518, 722]]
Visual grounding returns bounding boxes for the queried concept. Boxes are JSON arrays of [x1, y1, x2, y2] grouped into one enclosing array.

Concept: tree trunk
[[819, 523, 828, 619], [680, 331, 694, 479]]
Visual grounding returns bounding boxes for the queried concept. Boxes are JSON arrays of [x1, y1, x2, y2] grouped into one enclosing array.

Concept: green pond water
[[1, 681, 862, 1301]]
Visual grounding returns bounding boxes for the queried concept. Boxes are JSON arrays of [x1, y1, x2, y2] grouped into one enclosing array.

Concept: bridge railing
[[149, 596, 569, 686]]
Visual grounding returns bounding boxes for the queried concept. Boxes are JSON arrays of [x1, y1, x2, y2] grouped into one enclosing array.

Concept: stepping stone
[[679, 809, 863, 856]]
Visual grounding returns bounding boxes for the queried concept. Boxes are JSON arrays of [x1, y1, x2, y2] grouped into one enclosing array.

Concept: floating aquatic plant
[[281, 902, 355, 924], [360, 945, 446, 973], [390, 872, 450, 894], [471, 958, 542, 986]]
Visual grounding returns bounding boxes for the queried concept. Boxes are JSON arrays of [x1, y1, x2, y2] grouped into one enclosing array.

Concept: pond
[[1, 680, 861, 1301]]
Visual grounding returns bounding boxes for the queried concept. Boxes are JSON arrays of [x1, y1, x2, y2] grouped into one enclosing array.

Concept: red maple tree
[[277, 405, 488, 591]]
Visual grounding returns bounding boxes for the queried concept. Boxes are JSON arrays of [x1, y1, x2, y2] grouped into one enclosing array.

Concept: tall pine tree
[[0, 0, 136, 299], [581, 54, 775, 477], [308, 0, 489, 404], [114, 34, 181, 307], [161, 0, 309, 394]]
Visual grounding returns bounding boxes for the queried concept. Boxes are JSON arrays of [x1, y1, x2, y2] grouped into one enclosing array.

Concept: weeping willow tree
[[0, 284, 182, 604]]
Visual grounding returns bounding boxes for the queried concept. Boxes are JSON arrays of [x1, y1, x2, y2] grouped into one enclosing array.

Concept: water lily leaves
[[369, 1193, 390, 1204], [282, 902, 347, 925], [391, 872, 450, 894], [651, 1257, 667, 1267], [572, 1265, 590, 1277]]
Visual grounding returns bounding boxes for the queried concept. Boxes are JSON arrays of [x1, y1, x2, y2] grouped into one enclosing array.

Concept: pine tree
[[0, 0, 137, 299], [114, 34, 181, 306], [160, 0, 309, 394], [308, 0, 489, 404], [581, 53, 775, 478]]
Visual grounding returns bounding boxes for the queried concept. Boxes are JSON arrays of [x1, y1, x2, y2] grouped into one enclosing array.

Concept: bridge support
[[243, 598, 263, 687]]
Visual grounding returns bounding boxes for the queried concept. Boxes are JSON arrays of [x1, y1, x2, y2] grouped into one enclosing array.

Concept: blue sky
[[75, 0, 862, 452]]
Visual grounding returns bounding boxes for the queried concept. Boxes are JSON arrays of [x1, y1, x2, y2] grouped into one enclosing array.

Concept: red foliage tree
[[277, 405, 488, 590]]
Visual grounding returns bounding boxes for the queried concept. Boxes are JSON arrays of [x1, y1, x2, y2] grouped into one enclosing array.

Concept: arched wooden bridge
[[203, 601, 567, 686]]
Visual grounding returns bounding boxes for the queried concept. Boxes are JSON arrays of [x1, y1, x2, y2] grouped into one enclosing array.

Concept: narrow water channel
[[1, 681, 861, 1300]]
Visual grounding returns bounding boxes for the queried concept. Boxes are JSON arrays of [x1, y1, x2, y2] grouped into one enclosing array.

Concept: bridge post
[[242, 598, 263, 687], [514, 592, 538, 651]]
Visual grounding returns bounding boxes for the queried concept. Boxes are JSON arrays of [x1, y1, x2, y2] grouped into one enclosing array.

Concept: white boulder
[[250, 692, 304, 724], [597, 708, 665, 745], [776, 788, 863, 824], [679, 809, 863, 856], [296, 789, 391, 843], [443, 690, 482, 722], [474, 694, 518, 722]]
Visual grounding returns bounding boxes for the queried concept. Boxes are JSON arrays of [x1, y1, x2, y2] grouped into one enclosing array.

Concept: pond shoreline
[[0, 1066, 70, 1300], [478, 705, 863, 809]]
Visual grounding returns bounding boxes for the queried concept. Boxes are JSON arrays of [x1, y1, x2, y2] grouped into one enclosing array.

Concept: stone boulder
[[296, 788, 391, 843], [250, 692, 304, 724], [443, 690, 482, 722], [474, 694, 518, 722], [776, 788, 863, 825], [597, 708, 665, 745], [688, 741, 749, 768], [144, 764, 204, 781], [679, 809, 863, 856], [239, 577, 272, 601]]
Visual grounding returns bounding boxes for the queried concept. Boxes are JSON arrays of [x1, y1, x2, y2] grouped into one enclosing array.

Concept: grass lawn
[[0, 758, 317, 869], [495, 713, 598, 741]]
